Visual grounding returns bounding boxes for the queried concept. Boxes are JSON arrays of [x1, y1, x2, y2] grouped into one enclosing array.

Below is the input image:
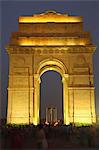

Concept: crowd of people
[[0, 119, 99, 149]]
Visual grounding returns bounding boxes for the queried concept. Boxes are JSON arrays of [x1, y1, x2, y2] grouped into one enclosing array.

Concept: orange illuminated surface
[[19, 37, 86, 46], [19, 11, 82, 23], [6, 11, 96, 126]]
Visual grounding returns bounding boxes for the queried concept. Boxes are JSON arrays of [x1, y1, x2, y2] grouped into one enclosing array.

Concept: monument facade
[[6, 11, 96, 125]]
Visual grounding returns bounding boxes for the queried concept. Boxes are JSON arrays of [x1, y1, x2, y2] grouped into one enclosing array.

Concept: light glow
[[7, 11, 96, 126], [19, 37, 87, 46], [19, 11, 82, 23]]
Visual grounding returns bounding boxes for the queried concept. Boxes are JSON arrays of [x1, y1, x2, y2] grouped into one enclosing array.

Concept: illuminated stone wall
[[6, 11, 96, 125]]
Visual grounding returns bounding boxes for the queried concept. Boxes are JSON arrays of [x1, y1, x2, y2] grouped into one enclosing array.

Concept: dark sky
[[1, 0, 99, 120]]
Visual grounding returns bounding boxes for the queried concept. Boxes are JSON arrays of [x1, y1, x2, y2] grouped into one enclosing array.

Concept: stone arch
[[37, 58, 67, 76], [33, 59, 69, 125]]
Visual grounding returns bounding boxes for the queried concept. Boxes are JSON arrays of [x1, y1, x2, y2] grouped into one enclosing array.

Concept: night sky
[[1, 0, 99, 120]]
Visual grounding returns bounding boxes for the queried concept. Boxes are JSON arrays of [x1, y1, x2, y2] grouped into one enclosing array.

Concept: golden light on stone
[[19, 37, 87, 46], [6, 11, 96, 125], [19, 11, 82, 23]]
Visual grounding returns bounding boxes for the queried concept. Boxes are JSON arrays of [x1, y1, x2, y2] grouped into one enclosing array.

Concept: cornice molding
[[68, 86, 95, 90], [6, 45, 96, 54]]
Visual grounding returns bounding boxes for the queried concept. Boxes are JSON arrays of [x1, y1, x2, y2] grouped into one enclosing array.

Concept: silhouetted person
[[11, 128, 23, 149], [87, 126, 96, 147], [36, 124, 48, 149]]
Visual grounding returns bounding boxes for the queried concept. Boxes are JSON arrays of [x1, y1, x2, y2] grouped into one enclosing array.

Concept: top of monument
[[19, 11, 82, 23]]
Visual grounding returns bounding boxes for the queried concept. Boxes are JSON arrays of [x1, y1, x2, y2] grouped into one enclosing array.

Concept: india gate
[[6, 11, 96, 125]]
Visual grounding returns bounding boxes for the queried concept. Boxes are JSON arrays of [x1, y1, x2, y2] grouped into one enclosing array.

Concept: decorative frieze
[[6, 45, 96, 54]]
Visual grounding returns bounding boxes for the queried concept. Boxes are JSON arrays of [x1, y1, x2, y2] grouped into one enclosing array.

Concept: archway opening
[[40, 70, 63, 124]]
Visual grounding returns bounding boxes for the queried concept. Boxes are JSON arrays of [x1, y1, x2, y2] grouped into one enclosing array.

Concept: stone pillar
[[33, 74, 40, 125], [28, 75, 34, 124], [7, 89, 13, 123], [90, 88, 96, 123], [62, 74, 69, 125]]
